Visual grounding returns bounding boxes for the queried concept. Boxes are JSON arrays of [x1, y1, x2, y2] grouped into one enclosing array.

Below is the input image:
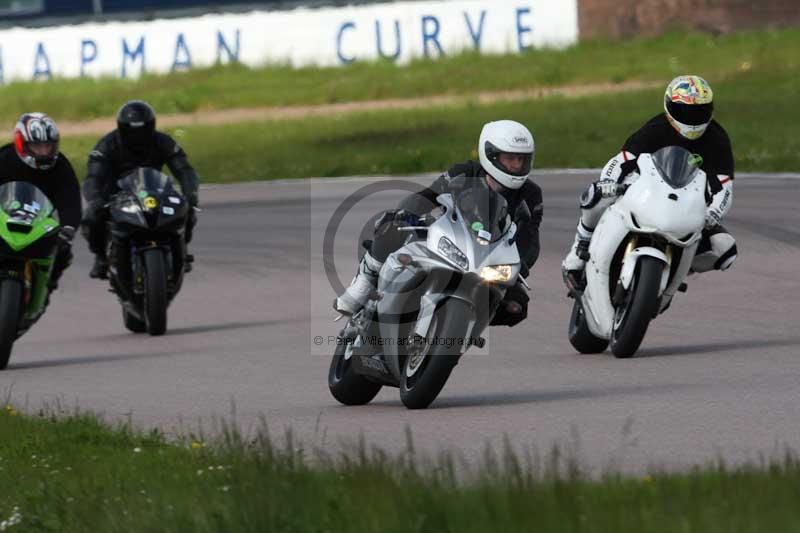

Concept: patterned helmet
[[14, 113, 60, 170], [664, 75, 714, 140]]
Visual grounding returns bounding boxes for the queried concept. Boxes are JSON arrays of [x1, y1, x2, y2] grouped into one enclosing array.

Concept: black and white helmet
[[478, 120, 535, 190], [14, 113, 60, 170]]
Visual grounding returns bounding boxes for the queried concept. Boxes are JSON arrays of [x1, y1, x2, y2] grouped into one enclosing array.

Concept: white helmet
[[478, 120, 535, 190]]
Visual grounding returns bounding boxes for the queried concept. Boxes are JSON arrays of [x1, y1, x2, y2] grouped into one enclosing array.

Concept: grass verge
[[54, 65, 800, 182], [0, 28, 797, 125], [2, 405, 800, 532]]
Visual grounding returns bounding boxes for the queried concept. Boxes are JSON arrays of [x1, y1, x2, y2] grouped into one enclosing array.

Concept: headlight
[[437, 237, 468, 270], [480, 265, 513, 282], [121, 203, 142, 214]]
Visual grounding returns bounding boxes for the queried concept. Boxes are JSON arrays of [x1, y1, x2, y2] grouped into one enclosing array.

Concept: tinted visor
[[26, 142, 58, 162], [119, 122, 155, 149], [667, 101, 713, 126], [485, 141, 532, 177]]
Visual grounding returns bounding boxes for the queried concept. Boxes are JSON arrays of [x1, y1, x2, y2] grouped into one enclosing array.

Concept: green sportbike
[[0, 181, 61, 370]]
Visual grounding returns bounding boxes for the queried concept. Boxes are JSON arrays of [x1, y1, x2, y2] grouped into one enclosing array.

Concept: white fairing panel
[[583, 206, 629, 338], [616, 153, 707, 241], [580, 153, 708, 339]]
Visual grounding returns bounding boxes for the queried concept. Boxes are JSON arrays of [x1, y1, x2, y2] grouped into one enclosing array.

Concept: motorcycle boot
[[333, 251, 383, 316], [89, 255, 109, 280], [561, 222, 593, 293]]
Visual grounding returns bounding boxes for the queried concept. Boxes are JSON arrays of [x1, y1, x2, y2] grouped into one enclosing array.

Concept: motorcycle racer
[[334, 120, 543, 327], [562, 75, 737, 292]]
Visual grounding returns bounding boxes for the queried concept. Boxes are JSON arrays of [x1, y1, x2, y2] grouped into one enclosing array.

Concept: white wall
[[0, 0, 578, 83]]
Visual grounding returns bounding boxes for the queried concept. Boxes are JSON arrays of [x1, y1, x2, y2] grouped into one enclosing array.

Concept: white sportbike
[[568, 146, 708, 357]]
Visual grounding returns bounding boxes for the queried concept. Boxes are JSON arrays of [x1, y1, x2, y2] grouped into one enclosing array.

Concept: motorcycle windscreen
[[455, 184, 509, 242], [651, 146, 701, 189], [117, 167, 176, 196], [0, 181, 58, 223]]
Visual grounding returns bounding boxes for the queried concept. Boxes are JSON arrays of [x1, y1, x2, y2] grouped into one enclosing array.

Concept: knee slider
[[694, 232, 737, 272], [711, 233, 737, 271]]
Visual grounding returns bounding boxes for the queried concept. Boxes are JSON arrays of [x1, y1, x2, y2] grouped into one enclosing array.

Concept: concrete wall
[[579, 0, 800, 39]]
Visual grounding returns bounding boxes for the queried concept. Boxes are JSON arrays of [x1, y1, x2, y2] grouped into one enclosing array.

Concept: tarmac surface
[[2, 171, 799, 474]]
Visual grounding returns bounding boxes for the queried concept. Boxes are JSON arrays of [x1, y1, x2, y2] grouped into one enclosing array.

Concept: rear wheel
[[122, 308, 147, 333], [400, 299, 470, 410], [328, 330, 383, 405], [0, 280, 23, 370], [568, 299, 609, 354], [610, 256, 663, 358], [143, 249, 168, 336]]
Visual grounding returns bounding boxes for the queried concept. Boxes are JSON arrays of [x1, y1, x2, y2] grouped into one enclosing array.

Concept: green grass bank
[[1, 406, 799, 532], [53, 65, 800, 181]]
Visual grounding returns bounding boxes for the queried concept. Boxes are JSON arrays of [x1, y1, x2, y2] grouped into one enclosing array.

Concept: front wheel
[[568, 299, 609, 354], [0, 280, 23, 370], [143, 249, 168, 336], [400, 299, 471, 410], [328, 330, 383, 405], [610, 256, 664, 358]]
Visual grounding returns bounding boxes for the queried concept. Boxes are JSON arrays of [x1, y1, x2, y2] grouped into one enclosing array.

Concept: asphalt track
[[2, 172, 799, 475]]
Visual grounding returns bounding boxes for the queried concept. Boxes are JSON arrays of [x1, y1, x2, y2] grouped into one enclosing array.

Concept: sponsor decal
[[689, 153, 704, 167]]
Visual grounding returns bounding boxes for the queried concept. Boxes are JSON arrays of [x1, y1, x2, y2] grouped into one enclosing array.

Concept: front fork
[[112, 238, 182, 299], [24, 258, 53, 321], [131, 242, 174, 295]]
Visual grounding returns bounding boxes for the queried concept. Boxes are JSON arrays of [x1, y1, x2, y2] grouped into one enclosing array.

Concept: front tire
[[0, 280, 23, 370], [328, 330, 383, 406], [400, 299, 471, 410], [610, 256, 663, 358], [568, 299, 609, 354], [143, 249, 168, 336]]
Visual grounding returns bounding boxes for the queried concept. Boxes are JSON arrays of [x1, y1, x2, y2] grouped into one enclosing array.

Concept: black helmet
[[116, 100, 156, 150]]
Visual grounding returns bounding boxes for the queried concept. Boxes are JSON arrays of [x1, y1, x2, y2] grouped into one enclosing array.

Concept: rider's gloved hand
[[376, 209, 420, 229], [596, 179, 621, 199], [393, 209, 420, 227], [58, 225, 76, 243], [186, 191, 199, 210], [705, 207, 723, 229], [490, 281, 530, 327], [519, 262, 530, 280]]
